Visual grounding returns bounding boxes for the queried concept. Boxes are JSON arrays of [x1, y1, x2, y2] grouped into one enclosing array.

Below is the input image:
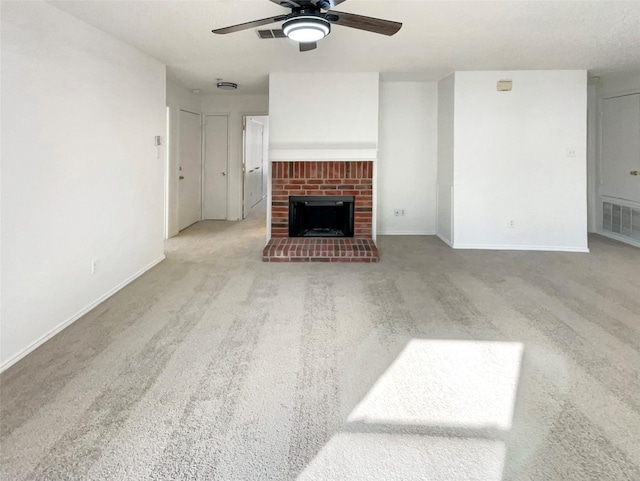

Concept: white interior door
[[244, 117, 265, 217], [203, 115, 228, 220], [601, 94, 640, 203], [178, 109, 202, 231]]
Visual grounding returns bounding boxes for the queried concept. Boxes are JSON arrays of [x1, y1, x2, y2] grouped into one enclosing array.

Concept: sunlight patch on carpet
[[348, 339, 523, 431], [297, 432, 506, 481]]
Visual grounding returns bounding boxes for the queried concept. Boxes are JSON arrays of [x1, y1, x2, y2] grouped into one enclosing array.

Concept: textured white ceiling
[[48, 0, 640, 94]]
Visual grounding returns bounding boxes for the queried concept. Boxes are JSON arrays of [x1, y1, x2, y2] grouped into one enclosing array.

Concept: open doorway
[[243, 115, 269, 219]]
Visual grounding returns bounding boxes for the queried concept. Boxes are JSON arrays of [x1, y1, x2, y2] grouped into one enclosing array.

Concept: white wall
[[166, 79, 201, 237], [269, 73, 379, 160], [200, 94, 268, 220], [1, 1, 167, 369], [437, 74, 456, 245], [377, 82, 438, 235], [452, 71, 588, 251]]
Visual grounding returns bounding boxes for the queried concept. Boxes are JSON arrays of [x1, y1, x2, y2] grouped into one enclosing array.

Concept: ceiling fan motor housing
[[282, 9, 331, 43]]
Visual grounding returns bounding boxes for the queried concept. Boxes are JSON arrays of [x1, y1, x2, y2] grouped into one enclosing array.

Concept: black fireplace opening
[[289, 196, 355, 237]]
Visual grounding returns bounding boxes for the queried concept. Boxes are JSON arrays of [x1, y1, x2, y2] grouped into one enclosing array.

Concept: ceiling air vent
[[257, 29, 287, 39]]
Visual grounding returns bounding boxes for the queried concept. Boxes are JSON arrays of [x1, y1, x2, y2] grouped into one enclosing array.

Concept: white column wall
[[378, 82, 438, 235], [269, 73, 379, 161], [437, 74, 456, 245]]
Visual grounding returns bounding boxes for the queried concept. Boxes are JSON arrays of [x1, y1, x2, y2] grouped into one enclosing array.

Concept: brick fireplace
[[263, 160, 379, 262]]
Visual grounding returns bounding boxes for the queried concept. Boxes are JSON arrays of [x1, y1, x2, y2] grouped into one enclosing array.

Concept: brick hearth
[[263, 160, 378, 262], [263, 238, 378, 263]]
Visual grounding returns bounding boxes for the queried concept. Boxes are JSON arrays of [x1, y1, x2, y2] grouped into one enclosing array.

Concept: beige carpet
[[1, 203, 640, 480]]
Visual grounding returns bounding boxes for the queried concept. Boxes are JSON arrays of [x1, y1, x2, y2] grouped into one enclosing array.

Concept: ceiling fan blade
[[326, 10, 402, 36], [268, 0, 302, 7], [299, 42, 317, 52], [213, 15, 288, 34]]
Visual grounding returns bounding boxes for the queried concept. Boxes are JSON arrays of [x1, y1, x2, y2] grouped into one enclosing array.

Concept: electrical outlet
[[91, 258, 99, 274], [508, 220, 515, 229], [565, 148, 577, 158], [401, 209, 406, 216]]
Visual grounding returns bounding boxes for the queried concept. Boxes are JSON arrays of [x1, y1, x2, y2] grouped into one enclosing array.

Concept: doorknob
[[631, 171, 639, 176], [222, 172, 226, 176], [179, 176, 184, 180]]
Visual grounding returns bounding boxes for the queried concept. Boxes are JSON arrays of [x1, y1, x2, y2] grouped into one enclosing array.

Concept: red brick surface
[[271, 161, 374, 238], [262, 238, 379, 263]]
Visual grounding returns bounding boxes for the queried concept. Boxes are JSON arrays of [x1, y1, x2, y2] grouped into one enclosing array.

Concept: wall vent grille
[[603, 201, 640, 241], [257, 29, 286, 39]]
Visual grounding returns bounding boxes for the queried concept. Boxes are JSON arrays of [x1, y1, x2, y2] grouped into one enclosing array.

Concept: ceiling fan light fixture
[[216, 81, 238, 90], [282, 16, 330, 43]]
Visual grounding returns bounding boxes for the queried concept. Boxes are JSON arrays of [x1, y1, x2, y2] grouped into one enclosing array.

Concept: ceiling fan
[[212, 0, 402, 52]]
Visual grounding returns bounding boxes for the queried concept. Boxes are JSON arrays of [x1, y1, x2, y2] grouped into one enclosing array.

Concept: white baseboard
[[452, 244, 590, 253], [377, 231, 436, 236], [436, 232, 453, 247], [595, 230, 640, 248], [0, 255, 166, 373]]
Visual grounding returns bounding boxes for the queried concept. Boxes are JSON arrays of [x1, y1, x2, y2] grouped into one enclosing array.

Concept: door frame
[[165, 106, 170, 239], [242, 112, 268, 219], [202, 112, 231, 220]]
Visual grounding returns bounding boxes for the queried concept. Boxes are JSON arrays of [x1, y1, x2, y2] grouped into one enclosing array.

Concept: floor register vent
[[603, 201, 640, 241]]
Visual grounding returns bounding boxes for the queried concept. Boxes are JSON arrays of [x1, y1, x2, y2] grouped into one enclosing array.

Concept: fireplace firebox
[[289, 196, 355, 238]]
